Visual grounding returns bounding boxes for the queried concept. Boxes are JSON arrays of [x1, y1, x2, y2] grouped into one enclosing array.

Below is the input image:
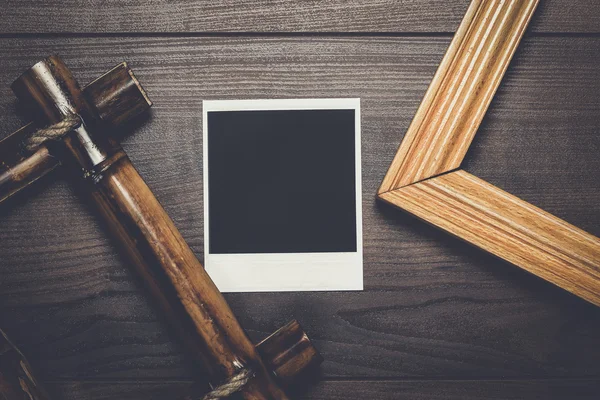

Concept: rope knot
[[24, 115, 81, 151]]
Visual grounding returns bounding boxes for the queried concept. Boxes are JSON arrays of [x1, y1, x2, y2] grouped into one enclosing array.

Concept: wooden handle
[[0, 62, 152, 204], [11, 56, 291, 399], [257, 320, 323, 386], [89, 154, 289, 398]]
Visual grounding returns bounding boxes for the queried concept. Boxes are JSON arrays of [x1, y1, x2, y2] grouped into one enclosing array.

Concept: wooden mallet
[[1, 56, 322, 400]]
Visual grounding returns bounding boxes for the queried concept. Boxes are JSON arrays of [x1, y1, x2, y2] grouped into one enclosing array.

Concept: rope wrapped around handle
[[24, 115, 81, 151], [201, 369, 253, 400], [24, 115, 255, 400]]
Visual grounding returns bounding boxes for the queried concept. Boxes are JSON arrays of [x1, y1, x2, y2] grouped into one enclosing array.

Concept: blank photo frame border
[[203, 98, 363, 292]]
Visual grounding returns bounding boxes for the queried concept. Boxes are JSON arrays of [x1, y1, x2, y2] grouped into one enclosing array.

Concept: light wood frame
[[378, 0, 600, 306]]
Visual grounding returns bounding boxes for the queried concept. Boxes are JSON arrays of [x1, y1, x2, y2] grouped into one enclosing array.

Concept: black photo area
[[208, 109, 357, 254]]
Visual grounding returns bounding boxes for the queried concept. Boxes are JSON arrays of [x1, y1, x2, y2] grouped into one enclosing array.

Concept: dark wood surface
[[0, 0, 599, 33], [43, 379, 600, 400], [0, 1, 599, 399]]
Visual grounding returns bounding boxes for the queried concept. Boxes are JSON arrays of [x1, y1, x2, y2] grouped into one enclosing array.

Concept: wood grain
[[11, 55, 297, 399], [0, 36, 598, 384], [378, 0, 600, 308], [0, 62, 152, 204], [0, 32, 599, 399], [380, 170, 600, 305], [0, 0, 595, 394], [256, 320, 323, 388], [0, 329, 50, 400], [42, 379, 600, 400], [0, 0, 597, 33], [379, 0, 539, 192]]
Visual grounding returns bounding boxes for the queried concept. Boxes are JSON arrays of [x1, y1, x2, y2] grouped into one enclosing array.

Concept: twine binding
[[201, 369, 253, 400], [24, 115, 81, 151], [25, 114, 253, 400]]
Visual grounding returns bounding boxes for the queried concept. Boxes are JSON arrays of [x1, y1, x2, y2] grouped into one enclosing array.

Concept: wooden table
[[0, 1, 599, 399]]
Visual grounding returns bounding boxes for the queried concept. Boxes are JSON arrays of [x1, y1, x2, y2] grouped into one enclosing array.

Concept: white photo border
[[203, 98, 363, 292]]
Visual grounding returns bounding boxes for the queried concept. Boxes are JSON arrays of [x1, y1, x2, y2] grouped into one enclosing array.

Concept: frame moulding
[[378, 0, 600, 306]]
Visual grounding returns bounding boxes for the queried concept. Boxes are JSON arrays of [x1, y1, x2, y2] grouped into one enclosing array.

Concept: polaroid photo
[[203, 98, 362, 292]]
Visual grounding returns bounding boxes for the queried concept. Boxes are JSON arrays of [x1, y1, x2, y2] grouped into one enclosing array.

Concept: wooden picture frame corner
[[378, 0, 600, 306]]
